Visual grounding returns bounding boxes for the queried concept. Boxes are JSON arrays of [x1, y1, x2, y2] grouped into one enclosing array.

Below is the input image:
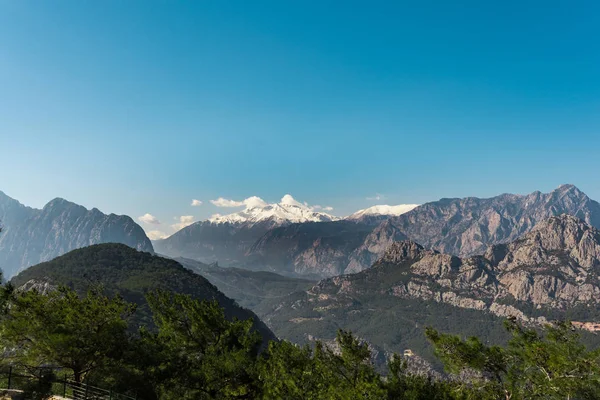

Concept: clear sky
[[1, 1, 599, 238]]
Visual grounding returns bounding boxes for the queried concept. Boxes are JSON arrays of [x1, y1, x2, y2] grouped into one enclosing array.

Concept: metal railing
[[0, 366, 136, 400], [64, 379, 136, 400]]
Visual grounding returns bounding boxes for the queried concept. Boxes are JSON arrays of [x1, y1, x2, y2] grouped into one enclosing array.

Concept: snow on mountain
[[347, 204, 419, 219], [208, 195, 339, 226]]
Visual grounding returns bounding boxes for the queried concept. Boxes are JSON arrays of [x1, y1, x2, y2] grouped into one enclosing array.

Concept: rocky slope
[[264, 215, 600, 362], [347, 184, 600, 273], [153, 219, 274, 265], [393, 184, 600, 257], [0, 191, 153, 279]]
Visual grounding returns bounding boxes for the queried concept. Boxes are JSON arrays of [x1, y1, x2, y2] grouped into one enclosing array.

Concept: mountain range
[[153, 195, 379, 269], [262, 214, 600, 363], [0, 191, 153, 279], [4, 184, 600, 367], [156, 184, 600, 278]]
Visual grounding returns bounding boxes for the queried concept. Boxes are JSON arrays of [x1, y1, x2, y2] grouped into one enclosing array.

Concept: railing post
[[7, 366, 12, 389], [63, 373, 67, 397], [109, 389, 112, 400], [85, 381, 89, 399]]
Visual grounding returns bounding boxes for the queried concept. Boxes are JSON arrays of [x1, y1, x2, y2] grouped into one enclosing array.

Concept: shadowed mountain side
[[174, 256, 315, 317], [0, 191, 153, 279]]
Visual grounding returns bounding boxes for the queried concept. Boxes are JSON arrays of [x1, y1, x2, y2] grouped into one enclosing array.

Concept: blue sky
[[1, 1, 599, 237]]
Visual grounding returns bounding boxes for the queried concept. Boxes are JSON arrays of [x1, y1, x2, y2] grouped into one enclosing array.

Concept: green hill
[[11, 243, 276, 342]]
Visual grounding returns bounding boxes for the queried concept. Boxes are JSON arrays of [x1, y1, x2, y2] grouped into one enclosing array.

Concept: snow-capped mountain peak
[[346, 204, 419, 219], [209, 195, 339, 226]]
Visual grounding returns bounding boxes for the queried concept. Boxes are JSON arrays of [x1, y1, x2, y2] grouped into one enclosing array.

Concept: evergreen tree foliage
[[426, 318, 600, 400], [0, 286, 135, 383], [258, 330, 385, 399], [131, 290, 262, 399]]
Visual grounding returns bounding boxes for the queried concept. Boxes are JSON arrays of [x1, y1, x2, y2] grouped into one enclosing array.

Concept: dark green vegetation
[[427, 319, 600, 399], [266, 291, 512, 367], [266, 274, 600, 370], [175, 256, 315, 316], [3, 285, 134, 384], [262, 216, 600, 367], [1, 275, 599, 399], [261, 254, 513, 365], [11, 243, 275, 342]]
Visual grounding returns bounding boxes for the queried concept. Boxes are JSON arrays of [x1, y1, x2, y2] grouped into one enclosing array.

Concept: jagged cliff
[[263, 215, 600, 362], [0, 191, 153, 278], [392, 184, 600, 257], [312, 214, 600, 322], [346, 184, 600, 273], [154, 185, 600, 278]]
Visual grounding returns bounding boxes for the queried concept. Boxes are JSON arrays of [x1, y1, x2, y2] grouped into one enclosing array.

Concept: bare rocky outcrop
[[379, 215, 600, 317], [269, 214, 600, 339], [394, 184, 600, 257], [345, 221, 409, 274], [17, 278, 57, 294], [243, 221, 374, 277], [346, 184, 600, 273]]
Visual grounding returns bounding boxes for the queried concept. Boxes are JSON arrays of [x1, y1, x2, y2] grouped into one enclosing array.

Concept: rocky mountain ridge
[[338, 184, 600, 274], [0, 191, 153, 278], [154, 195, 339, 265], [316, 214, 600, 322], [156, 184, 600, 278], [262, 214, 600, 363], [392, 184, 600, 256]]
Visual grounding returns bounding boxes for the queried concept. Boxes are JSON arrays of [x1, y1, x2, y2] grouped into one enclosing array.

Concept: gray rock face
[[17, 278, 57, 295], [345, 220, 408, 274], [354, 214, 600, 318], [270, 214, 600, 331], [348, 184, 600, 273], [0, 191, 153, 279], [397, 184, 600, 257]]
